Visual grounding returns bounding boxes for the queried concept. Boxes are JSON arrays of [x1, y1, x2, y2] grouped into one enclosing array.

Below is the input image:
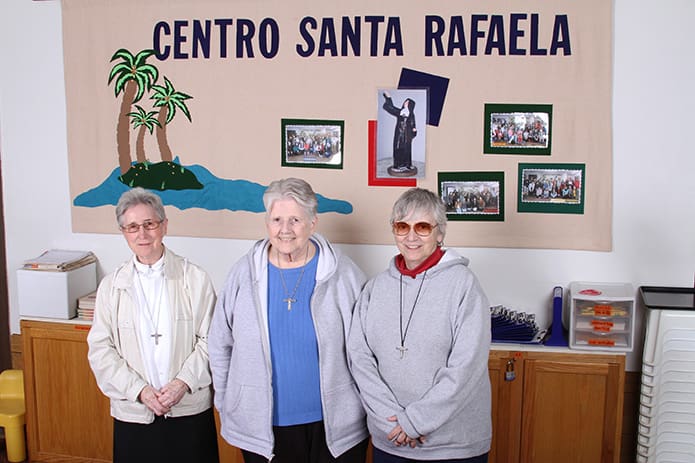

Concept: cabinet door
[[488, 351, 523, 463], [519, 353, 624, 463], [22, 320, 113, 462]]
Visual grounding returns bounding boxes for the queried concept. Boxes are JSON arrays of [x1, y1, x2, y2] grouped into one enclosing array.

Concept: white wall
[[1, 0, 693, 371]]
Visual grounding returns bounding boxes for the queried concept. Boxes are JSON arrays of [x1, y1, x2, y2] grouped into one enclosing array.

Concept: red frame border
[[367, 120, 417, 187]]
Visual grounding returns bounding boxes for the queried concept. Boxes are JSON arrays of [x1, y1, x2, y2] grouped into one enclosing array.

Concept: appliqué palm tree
[[150, 76, 192, 162], [108, 49, 159, 174], [127, 105, 161, 163]]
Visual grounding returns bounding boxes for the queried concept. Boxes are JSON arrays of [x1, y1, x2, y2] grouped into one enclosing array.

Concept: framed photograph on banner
[[517, 163, 585, 214], [281, 118, 344, 169], [484, 103, 552, 155], [438, 171, 504, 221]]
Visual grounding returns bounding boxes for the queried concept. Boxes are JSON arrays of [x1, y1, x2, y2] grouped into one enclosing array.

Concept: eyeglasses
[[392, 221, 438, 237], [120, 220, 163, 234]]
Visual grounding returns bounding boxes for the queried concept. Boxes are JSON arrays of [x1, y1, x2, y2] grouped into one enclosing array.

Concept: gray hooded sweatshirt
[[209, 233, 368, 460], [348, 249, 492, 460]]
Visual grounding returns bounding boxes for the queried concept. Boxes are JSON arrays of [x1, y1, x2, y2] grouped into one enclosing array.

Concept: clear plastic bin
[[568, 282, 635, 352]]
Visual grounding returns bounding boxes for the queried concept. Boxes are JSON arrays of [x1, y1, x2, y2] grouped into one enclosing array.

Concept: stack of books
[[77, 291, 97, 321], [23, 249, 96, 272]]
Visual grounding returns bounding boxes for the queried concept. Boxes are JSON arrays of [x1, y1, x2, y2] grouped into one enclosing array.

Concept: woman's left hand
[[386, 416, 425, 448], [158, 378, 189, 409]]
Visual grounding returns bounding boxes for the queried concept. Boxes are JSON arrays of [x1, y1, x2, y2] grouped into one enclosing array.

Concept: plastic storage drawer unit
[[568, 281, 635, 352]]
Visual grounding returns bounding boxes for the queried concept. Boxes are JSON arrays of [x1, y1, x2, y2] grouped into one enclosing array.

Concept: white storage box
[[17, 263, 97, 319], [569, 281, 635, 352]]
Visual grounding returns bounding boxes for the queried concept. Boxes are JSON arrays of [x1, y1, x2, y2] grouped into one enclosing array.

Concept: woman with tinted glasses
[[209, 178, 369, 463], [348, 187, 492, 463], [87, 187, 219, 463]]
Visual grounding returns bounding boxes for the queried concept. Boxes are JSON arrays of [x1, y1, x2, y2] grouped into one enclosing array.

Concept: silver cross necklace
[[397, 270, 427, 359], [135, 264, 165, 345], [277, 245, 310, 311]]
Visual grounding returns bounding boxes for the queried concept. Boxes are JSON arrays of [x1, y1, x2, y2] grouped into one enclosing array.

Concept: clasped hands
[[139, 378, 189, 416], [387, 416, 426, 448]]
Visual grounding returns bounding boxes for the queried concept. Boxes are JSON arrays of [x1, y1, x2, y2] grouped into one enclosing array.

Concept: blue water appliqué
[[73, 160, 353, 214]]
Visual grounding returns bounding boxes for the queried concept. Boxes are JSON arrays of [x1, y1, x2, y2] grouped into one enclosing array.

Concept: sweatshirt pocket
[[323, 381, 365, 430], [224, 381, 269, 438]]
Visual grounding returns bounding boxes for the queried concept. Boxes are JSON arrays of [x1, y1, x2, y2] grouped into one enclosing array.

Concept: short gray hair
[[390, 188, 447, 239], [115, 187, 166, 227], [263, 178, 318, 220]]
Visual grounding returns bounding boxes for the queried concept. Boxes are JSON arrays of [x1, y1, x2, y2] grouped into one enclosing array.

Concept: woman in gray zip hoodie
[[348, 188, 492, 463], [209, 178, 369, 463]]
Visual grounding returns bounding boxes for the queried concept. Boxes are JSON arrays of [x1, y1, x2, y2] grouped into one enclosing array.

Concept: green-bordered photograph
[[281, 118, 344, 169], [517, 163, 585, 214], [438, 171, 504, 221], [484, 103, 552, 155]]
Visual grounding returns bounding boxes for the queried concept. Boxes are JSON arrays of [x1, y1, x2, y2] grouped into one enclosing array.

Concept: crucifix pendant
[[284, 297, 296, 311], [151, 332, 162, 345], [396, 345, 408, 359]]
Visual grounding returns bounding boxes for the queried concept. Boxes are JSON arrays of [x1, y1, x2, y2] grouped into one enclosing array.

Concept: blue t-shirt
[[267, 247, 322, 426]]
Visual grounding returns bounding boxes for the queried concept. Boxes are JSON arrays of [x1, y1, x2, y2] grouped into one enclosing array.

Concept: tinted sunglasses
[[392, 221, 438, 237]]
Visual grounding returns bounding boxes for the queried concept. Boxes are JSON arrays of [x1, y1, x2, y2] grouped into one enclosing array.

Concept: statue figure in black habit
[[382, 92, 418, 177]]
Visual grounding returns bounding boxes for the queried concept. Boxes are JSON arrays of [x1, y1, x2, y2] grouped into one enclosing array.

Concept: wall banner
[[63, 0, 612, 250]]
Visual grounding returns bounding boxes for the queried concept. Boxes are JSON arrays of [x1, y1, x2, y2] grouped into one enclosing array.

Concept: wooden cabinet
[[489, 349, 625, 463], [21, 319, 244, 463], [20, 320, 624, 463], [21, 319, 112, 462]]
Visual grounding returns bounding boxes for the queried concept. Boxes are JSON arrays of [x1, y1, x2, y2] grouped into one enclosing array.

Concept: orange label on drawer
[[588, 338, 616, 346], [591, 320, 614, 331], [594, 304, 613, 316]]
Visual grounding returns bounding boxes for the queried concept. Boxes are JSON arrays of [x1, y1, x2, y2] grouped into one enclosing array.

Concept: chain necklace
[[135, 265, 165, 345], [397, 270, 427, 359], [277, 245, 310, 311]]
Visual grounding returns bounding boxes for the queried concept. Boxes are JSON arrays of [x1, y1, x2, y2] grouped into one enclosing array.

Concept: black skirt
[[113, 408, 219, 463]]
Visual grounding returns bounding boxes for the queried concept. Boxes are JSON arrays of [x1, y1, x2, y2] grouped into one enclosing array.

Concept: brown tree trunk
[[116, 81, 136, 174], [135, 125, 146, 163], [156, 107, 173, 162]]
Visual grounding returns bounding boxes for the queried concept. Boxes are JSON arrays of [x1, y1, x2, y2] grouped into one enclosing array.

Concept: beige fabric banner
[[63, 0, 612, 250]]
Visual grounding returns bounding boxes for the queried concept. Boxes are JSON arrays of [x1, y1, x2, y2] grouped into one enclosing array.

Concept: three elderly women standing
[[87, 187, 219, 463], [89, 182, 491, 463], [348, 187, 492, 463], [208, 178, 369, 463]]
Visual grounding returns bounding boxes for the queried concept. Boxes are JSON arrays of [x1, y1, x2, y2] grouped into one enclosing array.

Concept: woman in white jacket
[[87, 187, 219, 463]]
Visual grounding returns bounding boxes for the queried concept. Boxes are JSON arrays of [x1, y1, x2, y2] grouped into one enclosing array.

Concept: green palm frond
[[151, 76, 193, 124], [108, 48, 159, 102], [110, 48, 136, 64], [128, 105, 161, 134], [132, 49, 157, 66], [108, 61, 133, 85]]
